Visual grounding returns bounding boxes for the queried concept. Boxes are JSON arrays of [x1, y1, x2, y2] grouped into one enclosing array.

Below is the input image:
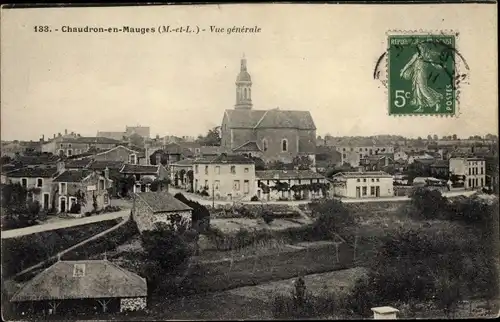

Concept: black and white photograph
[[1, 3, 498, 320]]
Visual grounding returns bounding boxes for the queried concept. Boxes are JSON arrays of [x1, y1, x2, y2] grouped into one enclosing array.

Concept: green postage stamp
[[388, 33, 457, 116]]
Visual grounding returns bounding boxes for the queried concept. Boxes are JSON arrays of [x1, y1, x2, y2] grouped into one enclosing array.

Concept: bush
[[250, 195, 259, 201], [69, 203, 81, 214]]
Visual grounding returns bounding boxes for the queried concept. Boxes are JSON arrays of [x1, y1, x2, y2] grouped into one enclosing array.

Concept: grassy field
[[210, 217, 312, 233]]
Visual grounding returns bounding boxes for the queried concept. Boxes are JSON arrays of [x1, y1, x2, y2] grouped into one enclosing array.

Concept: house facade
[[330, 171, 394, 198], [255, 169, 328, 201], [220, 57, 316, 164], [52, 163, 113, 214], [41, 132, 122, 157], [133, 192, 192, 232], [359, 155, 395, 172], [336, 145, 395, 167], [449, 157, 486, 189], [120, 164, 168, 193], [87, 145, 144, 164], [4, 166, 59, 210], [192, 154, 256, 201], [169, 159, 194, 189]]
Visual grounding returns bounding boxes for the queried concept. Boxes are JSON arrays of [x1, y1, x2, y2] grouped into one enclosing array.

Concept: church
[[220, 56, 317, 164]]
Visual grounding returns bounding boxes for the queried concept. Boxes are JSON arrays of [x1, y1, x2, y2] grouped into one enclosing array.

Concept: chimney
[[65, 129, 68, 135], [57, 160, 66, 174], [53, 134, 56, 139], [371, 306, 399, 320], [58, 133, 62, 137]]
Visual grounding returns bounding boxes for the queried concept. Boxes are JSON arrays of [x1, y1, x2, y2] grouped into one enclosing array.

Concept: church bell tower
[[235, 54, 253, 110]]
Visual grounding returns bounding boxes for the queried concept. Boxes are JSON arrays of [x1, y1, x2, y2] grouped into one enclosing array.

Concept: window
[[360, 154, 363, 159], [67, 149, 73, 156], [233, 180, 240, 191], [371, 178, 374, 182], [195, 165, 199, 174], [363, 178, 366, 182], [298, 179, 302, 184], [481, 178, 484, 186], [370, 186, 375, 195], [376, 178, 380, 182], [99, 179, 105, 191], [244, 167, 249, 173], [343, 148, 346, 151], [73, 264, 86, 277], [68, 144, 72, 148], [262, 139, 268, 152], [37, 178, 43, 187], [244, 180, 250, 194], [362, 187, 367, 196], [59, 182, 67, 194], [60, 143, 63, 148], [69, 197, 77, 208], [481, 167, 484, 175], [215, 166, 220, 175], [230, 166, 236, 174], [205, 166, 209, 175], [104, 194, 109, 204], [343, 154, 346, 159], [195, 148, 201, 153], [356, 179, 360, 182], [204, 180, 208, 189], [129, 154, 137, 165], [281, 139, 288, 152], [214, 180, 220, 190]]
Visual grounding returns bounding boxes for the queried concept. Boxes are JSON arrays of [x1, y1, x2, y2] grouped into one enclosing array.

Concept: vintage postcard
[[1, 2, 498, 321]]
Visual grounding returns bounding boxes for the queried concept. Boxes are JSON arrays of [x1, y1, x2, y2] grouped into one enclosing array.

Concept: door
[[60, 197, 67, 213], [356, 187, 361, 198], [376, 186, 380, 197], [43, 193, 50, 210]]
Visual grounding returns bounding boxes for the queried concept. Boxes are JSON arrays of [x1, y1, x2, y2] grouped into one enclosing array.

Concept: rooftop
[[135, 192, 192, 213], [193, 153, 254, 164], [121, 164, 160, 174], [5, 166, 58, 178], [332, 171, 392, 179], [10, 260, 147, 302], [256, 169, 325, 180], [52, 169, 92, 182]]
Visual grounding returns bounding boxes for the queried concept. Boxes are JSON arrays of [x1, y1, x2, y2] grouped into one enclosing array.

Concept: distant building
[[255, 169, 328, 201], [429, 159, 450, 179], [10, 260, 147, 314], [97, 125, 151, 141], [120, 164, 168, 193], [42, 132, 122, 157], [169, 159, 195, 190], [330, 171, 394, 198], [192, 153, 256, 201], [133, 191, 192, 232], [336, 146, 395, 166], [449, 157, 486, 189], [220, 56, 316, 164]]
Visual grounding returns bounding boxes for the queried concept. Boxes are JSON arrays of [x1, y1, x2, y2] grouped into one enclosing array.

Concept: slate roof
[[65, 159, 93, 169], [88, 160, 125, 170], [224, 109, 316, 130], [5, 167, 58, 178], [256, 170, 325, 180], [193, 153, 254, 164], [59, 137, 123, 144], [430, 160, 449, 168], [10, 260, 147, 302], [13, 155, 60, 165], [121, 164, 159, 175], [200, 145, 224, 155], [135, 192, 193, 213], [232, 141, 262, 152], [52, 170, 92, 182], [170, 159, 195, 166]]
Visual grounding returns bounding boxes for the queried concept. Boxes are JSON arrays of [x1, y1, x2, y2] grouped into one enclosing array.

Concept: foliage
[[196, 126, 221, 146], [267, 160, 294, 170], [116, 175, 136, 197], [292, 155, 313, 170], [250, 195, 259, 201], [262, 210, 274, 224], [150, 178, 170, 192], [409, 187, 449, 220], [309, 199, 356, 238], [186, 170, 194, 191], [174, 192, 210, 232]]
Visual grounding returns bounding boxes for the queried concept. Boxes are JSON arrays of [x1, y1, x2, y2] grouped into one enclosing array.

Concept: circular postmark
[[374, 30, 470, 116]]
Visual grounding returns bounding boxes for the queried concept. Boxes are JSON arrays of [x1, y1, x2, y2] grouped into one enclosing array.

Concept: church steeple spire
[[235, 54, 252, 110]]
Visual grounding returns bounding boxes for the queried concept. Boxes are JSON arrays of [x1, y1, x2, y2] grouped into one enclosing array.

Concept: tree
[[452, 134, 458, 140], [129, 133, 145, 148], [309, 199, 356, 238], [267, 160, 293, 170], [433, 134, 439, 141], [409, 187, 449, 220], [427, 135, 432, 141], [196, 126, 221, 146], [174, 193, 210, 232], [292, 155, 313, 170], [186, 170, 194, 191]]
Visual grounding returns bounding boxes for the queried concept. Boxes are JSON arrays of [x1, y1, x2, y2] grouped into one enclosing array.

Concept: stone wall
[[120, 297, 147, 312]]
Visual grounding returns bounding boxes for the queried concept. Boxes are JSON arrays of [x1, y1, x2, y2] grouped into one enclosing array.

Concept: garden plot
[[227, 267, 369, 301], [210, 217, 310, 233]]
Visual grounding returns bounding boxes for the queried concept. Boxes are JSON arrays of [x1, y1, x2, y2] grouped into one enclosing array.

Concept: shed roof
[[10, 260, 147, 302], [135, 192, 192, 213]]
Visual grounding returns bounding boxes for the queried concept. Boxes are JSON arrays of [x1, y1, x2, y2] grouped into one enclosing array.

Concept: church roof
[[237, 70, 252, 82], [224, 109, 316, 130]]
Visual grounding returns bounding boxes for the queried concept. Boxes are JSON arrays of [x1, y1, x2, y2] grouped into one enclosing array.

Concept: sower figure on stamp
[[400, 42, 444, 112]]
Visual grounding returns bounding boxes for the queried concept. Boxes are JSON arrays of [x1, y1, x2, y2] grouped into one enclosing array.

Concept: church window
[[262, 139, 268, 152], [249, 88, 251, 98], [244, 88, 247, 99], [282, 139, 288, 152]]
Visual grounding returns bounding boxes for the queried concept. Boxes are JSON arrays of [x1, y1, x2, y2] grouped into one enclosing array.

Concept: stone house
[[429, 159, 450, 179], [336, 145, 395, 166], [52, 162, 113, 214], [449, 157, 486, 189], [359, 154, 395, 172], [330, 171, 394, 198], [132, 191, 192, 232], [220, 57, 316, 164], [120, 164, 169, 193], [3, 166, 59, 210], [41, 131, 122, 157], [255, 169, 328, 201], [10, 260, 147, 314], [86, 145, 145, 165], [192, 153, 256, 201]]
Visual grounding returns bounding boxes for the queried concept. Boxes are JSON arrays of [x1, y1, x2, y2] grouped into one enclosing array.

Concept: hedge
[[1, 219, 120, 279], [61, 219, 139, 260]]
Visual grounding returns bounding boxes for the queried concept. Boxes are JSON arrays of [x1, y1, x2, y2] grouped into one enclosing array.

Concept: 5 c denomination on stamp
[[387, 33, 459, 116]]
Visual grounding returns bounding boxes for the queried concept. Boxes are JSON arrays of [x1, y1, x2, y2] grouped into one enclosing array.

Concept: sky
[[1, 3, 498, 141]]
